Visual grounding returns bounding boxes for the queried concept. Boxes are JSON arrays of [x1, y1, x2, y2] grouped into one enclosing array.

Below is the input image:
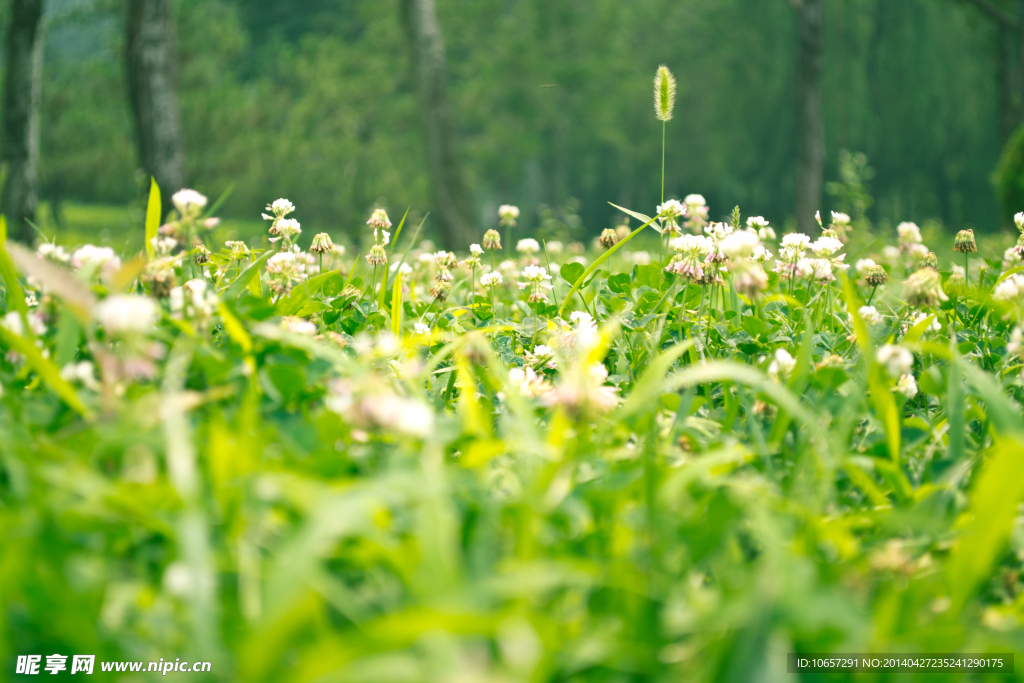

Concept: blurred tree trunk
[[791, 0, 824, 235], [1, 0, 44, 243], [400, 0, 472, 248], [959, 0, 1024, 142], [127, 0, 184, 214]]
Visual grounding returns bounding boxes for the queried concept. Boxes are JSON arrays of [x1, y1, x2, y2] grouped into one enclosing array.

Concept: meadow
[[3, 71, 1024, 682]]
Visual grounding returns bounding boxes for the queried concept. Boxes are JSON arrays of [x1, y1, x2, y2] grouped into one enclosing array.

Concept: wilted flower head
[[517, 238, 540, 254], [903, 268, 947, 307], [310, 232, 335, 255], [434, 250, 457, 269], [483, 229, 502, 250], [654, 64, 676, 122], [366, 244, 388, 266], [498, 205, 520, 227], [944, 272, 967, 298], [953, 229, 977, 254], [367, 208, 392, 231], [599, 228, 618, 249], [172, 189, 208, 220], [96, 295, 159, 335], [877, 344, 914, 378], [225, 241, 250, 260], [193, 244, 211, 265]]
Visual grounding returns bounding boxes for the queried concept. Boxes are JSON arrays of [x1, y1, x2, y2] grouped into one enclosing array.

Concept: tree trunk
[[1, 0, 44, 243], [794, 0, 825, 235], [400, 0, 473, 248], [127, 0, 184, 215]]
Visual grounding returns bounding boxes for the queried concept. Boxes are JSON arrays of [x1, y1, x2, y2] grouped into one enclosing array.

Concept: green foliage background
[[34, 0, 1003, 241]]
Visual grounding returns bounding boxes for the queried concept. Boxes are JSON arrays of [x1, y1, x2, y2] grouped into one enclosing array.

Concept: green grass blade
[[145, 178, 161, 259], [558, 213, 657, 316]]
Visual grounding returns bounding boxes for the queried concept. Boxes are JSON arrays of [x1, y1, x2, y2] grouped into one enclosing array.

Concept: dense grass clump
[[3, 75, 1024, 682]]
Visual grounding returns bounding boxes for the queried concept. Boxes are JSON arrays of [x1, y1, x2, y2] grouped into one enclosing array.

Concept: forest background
[[9, 0, 1024, 248]]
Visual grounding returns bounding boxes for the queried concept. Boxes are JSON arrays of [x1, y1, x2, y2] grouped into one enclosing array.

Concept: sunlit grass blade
[[145, 177, 161, 259]]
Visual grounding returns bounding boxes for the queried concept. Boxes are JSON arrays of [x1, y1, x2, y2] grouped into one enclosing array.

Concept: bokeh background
[[6, 0, 1024, 248]]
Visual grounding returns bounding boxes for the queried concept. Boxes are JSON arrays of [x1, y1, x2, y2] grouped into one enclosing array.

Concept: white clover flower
[[499, 204, 520, 226], [877, 344, 914, 378], [263, 198, 295, 220], [894, 373, 918, 398], [658, 199, 686, 232], [525, 344, 557, 370], [150, 236, 177, 257], [95, 295, 159, 335], [546, 240, 564, 254], [855, 258, 877, 272], [631, 250, 651, 265], [781, 233, 811, 252], [1015, 212, 1024, 231], [1008, 326, 1023, 358], [658, 199, 685, 219], [508, 366, 552, 399], [915, 312, 940, 333], [830, 211, 851, 226], [480, 272, 503, 287], [994, 274, 1024, 303], [470, 244, 484, 256], [516, 238, 540, 254], [36, 242, 70, 264], [768, 349, 796, 381], [60, 361, 100, 391], [172, 189, 208, 219], [907, 243, 929, 261], [71, 245, 121, 273], [280, 316, 317, 335], [517, 264, 552, 289], [1, 310, 46, 337], [897, 221, 922, 245], [270, 218, 302, 243], [720, 230, 761, 260], [414, 323, 430, 335], [752, 245, 773, 263], [670, 234, 711, 255], [747, 216, 775, 241], [810, 236, 843, 257], [882, 245, 901, 263], [857, 305, 882, 325]]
